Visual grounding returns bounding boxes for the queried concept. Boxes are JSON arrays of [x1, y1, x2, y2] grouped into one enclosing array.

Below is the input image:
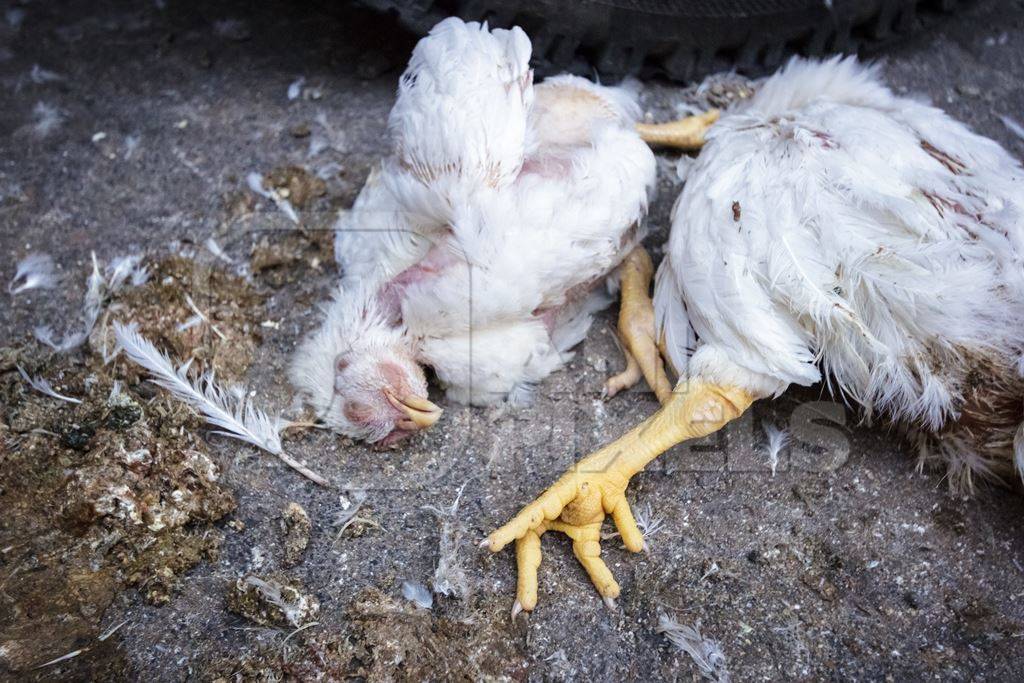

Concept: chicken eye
[[344, 401, 373, 423], [335, 356, 350, 373]]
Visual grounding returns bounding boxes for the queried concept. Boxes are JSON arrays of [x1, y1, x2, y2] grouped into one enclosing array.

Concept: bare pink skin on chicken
[[378, 244, 460, 323], [519, 154, 574, 179], [334, 350, 441, 446], [333, 247, 457, 446]]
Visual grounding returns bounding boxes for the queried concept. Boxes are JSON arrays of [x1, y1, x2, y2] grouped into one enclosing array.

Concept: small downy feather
[[762, 422, 790, 476], [32, 101, 62, 137], [34, 325, 88, 353], [656, 614, 731, 682], [247, 172, 299, 224], [105, 254, 149, 290], [634, 502, 666, 538], [401, 580, 433, 610], [16, 365, 82, 404], [422, 480, 471, 600], [204, 237, 234, 264], [112, 321, 328, 486], [33, 252, 129, 353], [9, 253, 58, 294]]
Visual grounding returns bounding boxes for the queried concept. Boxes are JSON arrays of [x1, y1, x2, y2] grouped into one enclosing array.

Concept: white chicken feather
[[292, 18, 656, 442], [657, 56, 1024, 489]]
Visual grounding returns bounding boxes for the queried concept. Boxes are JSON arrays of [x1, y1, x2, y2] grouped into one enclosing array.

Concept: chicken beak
[[385, 389, 443, 430]]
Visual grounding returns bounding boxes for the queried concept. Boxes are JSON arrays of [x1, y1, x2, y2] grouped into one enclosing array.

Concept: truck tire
[[356, 0, 963, 81]]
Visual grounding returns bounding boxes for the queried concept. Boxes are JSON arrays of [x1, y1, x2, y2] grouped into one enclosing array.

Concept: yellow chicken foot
[[604, 247, 673, 404], [484, 381, 755, 612], [635, 109, 720, 150]]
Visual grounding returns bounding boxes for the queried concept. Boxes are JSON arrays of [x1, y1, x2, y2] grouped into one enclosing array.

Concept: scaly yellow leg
[[635, 109, 720, 150], [485, 381, 755, 612], [604, 247, 673, 404]]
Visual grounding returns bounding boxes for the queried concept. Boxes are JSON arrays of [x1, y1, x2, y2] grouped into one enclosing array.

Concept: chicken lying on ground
[[486, 56, 1024, 613], [290, 18, 657, 445]]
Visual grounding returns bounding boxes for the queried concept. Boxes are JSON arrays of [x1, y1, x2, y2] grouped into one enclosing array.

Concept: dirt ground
[[3, 0, 1024, 680]]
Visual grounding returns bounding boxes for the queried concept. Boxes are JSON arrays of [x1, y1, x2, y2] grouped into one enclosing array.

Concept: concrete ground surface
[[2, 0, 1024, 680]]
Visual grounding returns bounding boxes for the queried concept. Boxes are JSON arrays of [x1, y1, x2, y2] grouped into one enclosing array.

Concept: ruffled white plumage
[[388, 17, 533, 188], [657, 56, 1024, 487], [296, 19, 656, 412]]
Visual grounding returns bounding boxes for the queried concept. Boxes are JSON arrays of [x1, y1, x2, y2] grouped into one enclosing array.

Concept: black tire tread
[[356, 0, 965, 82]]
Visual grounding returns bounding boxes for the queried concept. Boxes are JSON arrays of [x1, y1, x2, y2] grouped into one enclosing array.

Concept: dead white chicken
[[487, 56, 1024, 612], [291, 18, 656, 445]]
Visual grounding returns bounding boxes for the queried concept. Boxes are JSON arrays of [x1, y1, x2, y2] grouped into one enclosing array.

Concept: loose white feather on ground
[[32, 252, 145, 353], [204, 237, 234, 264], [9, 252, 57, 294], [656, 614, 731, 682], [634, 502, 666, 538], [113, 321, 328, 486], [31, 101, 62, 137], [422, 480, 471, 599], [246, 171, 299, 224], [401, 580, 433, 609], [762, 422, 790, 476], [16, 365, 82, 404]]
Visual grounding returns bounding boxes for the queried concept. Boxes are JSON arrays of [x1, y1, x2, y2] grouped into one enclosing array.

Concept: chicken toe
[[636, 109, 720, 150], [484, 382, 755, 611], [607, 247, 673, 404]]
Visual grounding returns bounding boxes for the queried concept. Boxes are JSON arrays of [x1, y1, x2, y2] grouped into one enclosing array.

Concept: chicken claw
[[496, 480, 640, 612], [605, 247, 673, 404], [485, 381, 754, 611], [636, 109, 720, 150]]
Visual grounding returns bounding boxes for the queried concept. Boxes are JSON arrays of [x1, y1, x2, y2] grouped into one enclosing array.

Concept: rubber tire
[[356, 0, 963, 81]]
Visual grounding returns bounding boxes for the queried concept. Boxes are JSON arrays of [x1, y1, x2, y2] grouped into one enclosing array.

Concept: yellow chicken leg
[[604, 247, 673, 404], [484, 381, 755, 613], [636, 109, 720, 150]]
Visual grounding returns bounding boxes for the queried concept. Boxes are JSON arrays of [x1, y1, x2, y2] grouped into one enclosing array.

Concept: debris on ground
[[207, 588, 529, 680], [332, 488, 380, 541], [227, 574, 320, 628], [33, 251, 147, 354], [280, 501, 311, 566], [0, 346, 235, 671], [247, 171, 300, 224], [263, 165, 327, 209], [104, 256, 264, 380], [249, 228, 334, 289], [670, 71, 755, 116], [0, 253, 268, 673]]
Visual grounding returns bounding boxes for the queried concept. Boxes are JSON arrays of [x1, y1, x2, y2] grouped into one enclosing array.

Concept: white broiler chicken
[[487, 56, 1024, 614], [290, 18, 656, 445]]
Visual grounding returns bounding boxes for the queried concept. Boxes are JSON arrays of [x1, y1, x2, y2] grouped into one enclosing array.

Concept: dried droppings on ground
[[263, 166, 327, 210], [102, 256, 265, 381], [0, 358, 234, 673], [210, 588, 528, 681], [280, 502, 311, 567], [226, 574, 320, 628], [0, 254, 269, 676], [248, 230, 335, 290]]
